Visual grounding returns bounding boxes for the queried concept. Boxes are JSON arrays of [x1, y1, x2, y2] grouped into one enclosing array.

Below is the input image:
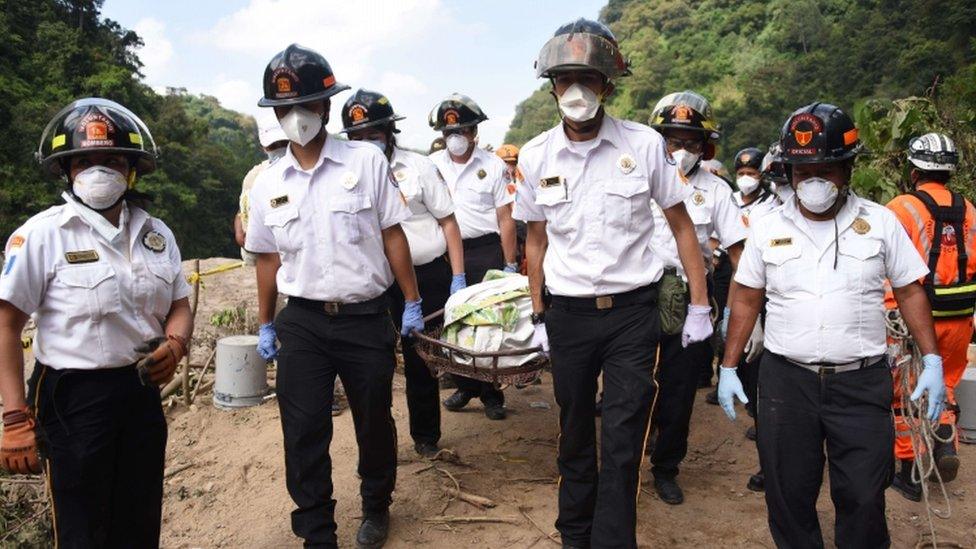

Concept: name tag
[[540, 176, 564, 189], [65, 250, 99, 264], [270, 195, 289, 208], [770, 238, 793, 247]]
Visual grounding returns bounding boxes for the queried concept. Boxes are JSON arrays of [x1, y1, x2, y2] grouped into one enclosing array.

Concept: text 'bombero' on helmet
[[536, 18, 630, 80], [778, 102, 861, 164], [37, 97, 157, 177], [340, 89, 405, 134], [429, 93, 487, 131], [649, 91, 721, 140], [908, 132, 959, 172], [258, 43, 350, 107]]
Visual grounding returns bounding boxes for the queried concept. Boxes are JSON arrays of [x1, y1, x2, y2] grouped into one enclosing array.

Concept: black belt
[[462, 233, 500, 251], [288, 294, 388, 316], [549, 284, 658, 312], [770, 352, 887, 375]]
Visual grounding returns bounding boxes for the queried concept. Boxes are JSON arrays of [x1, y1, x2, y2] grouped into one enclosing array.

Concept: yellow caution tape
[[186, 261, 244, 285]]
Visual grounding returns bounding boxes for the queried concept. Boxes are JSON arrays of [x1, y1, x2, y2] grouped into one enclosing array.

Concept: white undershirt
[[803, 217, 836, 250]]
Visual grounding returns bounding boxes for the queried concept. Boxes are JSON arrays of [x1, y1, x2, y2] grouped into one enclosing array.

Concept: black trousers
[[389, 257, 451, 445], [453, 235, 505, 405], [650, 332, 711, 479], [27, 363, 167, 549], [547, 292, 660, 549], [275, 302, 398, 547], [758, 352, 894, 549]]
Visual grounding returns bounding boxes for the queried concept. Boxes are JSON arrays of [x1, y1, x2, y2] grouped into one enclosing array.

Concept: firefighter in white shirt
[[0, 98, 193, 547], [720, 103, 946, 548], [245, 44, 421, 548], [340, 88, 466, 458], [516, 18, 712, 549], [429, 93, 517, 420], [646, 91, 748, 506]]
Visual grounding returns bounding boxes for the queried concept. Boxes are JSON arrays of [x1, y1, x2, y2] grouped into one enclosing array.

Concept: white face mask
[[72, 166, 128, 210], [795, 177, 839, 213], [557, 83, 602, 123], [672, 149, 700, 177], [363, 139, 387, 153], [279, 106, 322, 146], [445, 134, 470, 156], [773, 183, 794, 203], [736, 174, 760, 195]]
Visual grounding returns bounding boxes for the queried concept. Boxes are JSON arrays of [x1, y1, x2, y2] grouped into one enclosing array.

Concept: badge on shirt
[[618, 153, 636, 174], [770, 237, 793, 247], [342, 171, 359, 190], [142, 231, 167, 253], [65, 249, 100, 264], [393, 169, 407, 183], [477, 169, 487, 179], [692, 191, 705, 206], [270, 195, 290, 208], [851, 217, 871, 235]]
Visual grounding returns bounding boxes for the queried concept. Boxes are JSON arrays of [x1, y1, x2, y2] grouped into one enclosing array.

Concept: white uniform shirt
[[0, 194, 191, 370], [245, 135, 410, 302], [430, 146, 513, 240], [514, 116, 692, 297], [391, 147, 455, 265], [735, 193, 928, 363], [650, 168, 747, 278], [732, 190, 782, 232]]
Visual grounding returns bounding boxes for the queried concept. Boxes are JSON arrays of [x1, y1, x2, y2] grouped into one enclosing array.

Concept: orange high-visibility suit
[[886, 181, 976, 460]]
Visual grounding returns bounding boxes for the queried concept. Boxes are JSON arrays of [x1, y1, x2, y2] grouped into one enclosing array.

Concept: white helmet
[[908, 132, 959, 172], [257, 116, 288, 149]]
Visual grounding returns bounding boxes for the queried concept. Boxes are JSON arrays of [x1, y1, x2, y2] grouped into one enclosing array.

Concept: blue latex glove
[[682, 304, 713, 348], [257, 322, 278, 360], [450, 273, 467, 295], [911, 354, 947, 422], [720, 306, 731, 339], [503, 262, 518, 273], [401, 299, 424, 338], [717, 366, 748, 421]]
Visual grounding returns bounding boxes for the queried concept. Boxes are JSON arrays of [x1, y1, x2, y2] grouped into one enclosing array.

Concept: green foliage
[[0, 0, 263, 259], [505, 0, 976, 177], [210, 306, 247, 328]]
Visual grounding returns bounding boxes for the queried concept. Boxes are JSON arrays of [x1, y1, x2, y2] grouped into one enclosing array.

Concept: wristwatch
[[531, 311, 546, 325]]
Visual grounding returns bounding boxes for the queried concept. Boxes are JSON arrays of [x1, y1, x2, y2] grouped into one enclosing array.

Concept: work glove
[[257, 322, 278, 360], [135, 335, 187, 386], [1, 406, 41, 474], [744, 321, 765, 363], [450, 273, 467, 295], [911, 354, 947, 422], [720, 306, 731, 340], [401, 299, 424, 338], [682, 304, 713, 348], [503, 262, 519, 273], [717, 366, 749, 421], [532, 323, 550, 354]]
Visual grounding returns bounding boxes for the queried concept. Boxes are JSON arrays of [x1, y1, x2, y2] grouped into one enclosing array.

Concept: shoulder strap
[[909, 189, 969, 285]]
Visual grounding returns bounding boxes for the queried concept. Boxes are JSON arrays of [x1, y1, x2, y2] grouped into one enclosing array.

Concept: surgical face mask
[[557, 83, 602, 123], [72, 166, 128, 210], [795, 177, 839, 213], [363, 139, 387, 153], [672, 149, 700, 177], [267, 148, 286, 163], [446, 134, 470, 156], [279, 106, 323, 146], [736, 174, 760, 195]]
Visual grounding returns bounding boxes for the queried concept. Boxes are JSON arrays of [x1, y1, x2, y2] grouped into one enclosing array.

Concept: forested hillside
[[0, 0, 262, 259], [506, 0, 976, 202]]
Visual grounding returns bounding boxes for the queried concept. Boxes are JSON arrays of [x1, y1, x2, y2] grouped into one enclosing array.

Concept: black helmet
[[779, 103, 861, 164], [536, 18, 630, 80], [37, 97, 157, 177], [649, 91, 721, 139], [429, 93, 487, 131], [761, 142, 789, 186], [734, 147, 763, 171], [340, 89, 405, 134], [258, 44, 350, 108]]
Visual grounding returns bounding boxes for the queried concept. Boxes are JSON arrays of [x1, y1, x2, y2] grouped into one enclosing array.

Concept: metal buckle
[[595, 296, 613, 310], [323, 302, 341, 315]]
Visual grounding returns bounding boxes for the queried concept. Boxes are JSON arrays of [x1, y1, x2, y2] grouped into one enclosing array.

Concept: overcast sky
[[102, 0, 606, 150]]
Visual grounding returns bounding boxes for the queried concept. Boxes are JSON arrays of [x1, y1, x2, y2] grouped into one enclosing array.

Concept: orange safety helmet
[[496, 144, 519, 164]]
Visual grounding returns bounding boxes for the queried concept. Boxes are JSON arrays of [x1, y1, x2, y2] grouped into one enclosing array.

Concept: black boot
[[356, 510, 390, 549], [443, 389, 473, 411], [705, 389, 719, 406], [653, 476, 684, 505], [746, 470, 764, 492], [745, 425, 757, 441], [890, 459, 922, 502], [484, 400, 507, 420], [414, 441, 439, 459], [932, 424, 959, 482]]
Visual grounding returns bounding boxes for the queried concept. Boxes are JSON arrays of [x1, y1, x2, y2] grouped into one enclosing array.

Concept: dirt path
[[158, 259, 976, 548]]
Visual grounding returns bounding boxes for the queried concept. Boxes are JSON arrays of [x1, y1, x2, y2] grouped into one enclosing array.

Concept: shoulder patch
[[142, 230, 167, 253], [7, 235, 25, 252]]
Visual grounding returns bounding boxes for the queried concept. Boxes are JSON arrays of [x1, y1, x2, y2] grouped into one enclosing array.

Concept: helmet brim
[[42, 148, 156, 176], [651, 123, 720, 140], [258, 83, 351, 108], [339, 114, 406, 134]]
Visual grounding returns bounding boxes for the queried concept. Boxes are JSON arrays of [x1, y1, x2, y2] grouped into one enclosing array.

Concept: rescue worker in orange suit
[[886, 132, 975, 501]]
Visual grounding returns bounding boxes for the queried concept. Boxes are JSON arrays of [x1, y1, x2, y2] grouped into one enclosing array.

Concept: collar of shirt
[[551, 116, 619, 159], [281, 133, 346, 177], [781, 191, 865, 250], [60, 191, 143, 244]]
